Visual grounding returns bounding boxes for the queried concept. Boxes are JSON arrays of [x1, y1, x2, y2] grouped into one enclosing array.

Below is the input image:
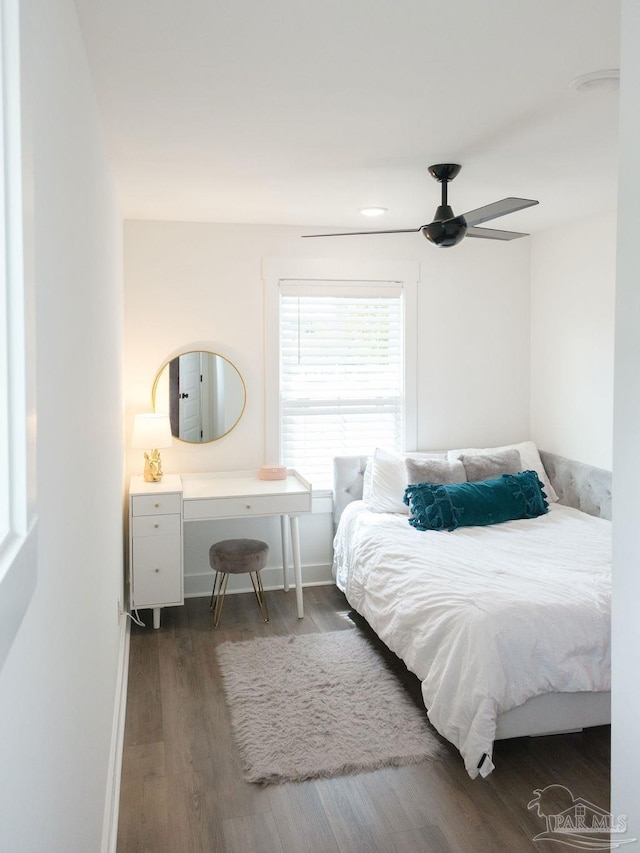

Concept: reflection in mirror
[[152, 351, 246, 443]]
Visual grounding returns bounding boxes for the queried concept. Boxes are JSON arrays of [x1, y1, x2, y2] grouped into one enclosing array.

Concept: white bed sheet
[[333, 501, 611, 778]]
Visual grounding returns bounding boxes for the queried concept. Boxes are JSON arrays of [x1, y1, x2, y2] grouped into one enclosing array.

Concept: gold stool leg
[[209, 570, 221, 610], [249, 571, 269, 623], [212, 572, 230, 628]]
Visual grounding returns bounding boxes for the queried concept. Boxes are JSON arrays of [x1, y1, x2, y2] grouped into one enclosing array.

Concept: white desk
[[128, 470, 311, 627]]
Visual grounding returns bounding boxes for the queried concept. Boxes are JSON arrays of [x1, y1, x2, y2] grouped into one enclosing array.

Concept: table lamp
[[131, 413, 173, 482]]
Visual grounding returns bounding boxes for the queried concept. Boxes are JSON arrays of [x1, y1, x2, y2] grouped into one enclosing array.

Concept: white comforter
[[333, 501, 611, 778]]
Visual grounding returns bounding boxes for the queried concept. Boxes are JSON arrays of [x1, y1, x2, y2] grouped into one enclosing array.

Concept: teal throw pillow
[[403, 470, 548, 532]]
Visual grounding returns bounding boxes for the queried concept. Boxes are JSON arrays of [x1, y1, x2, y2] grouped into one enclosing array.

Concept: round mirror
[[152, 351, 246, 443]]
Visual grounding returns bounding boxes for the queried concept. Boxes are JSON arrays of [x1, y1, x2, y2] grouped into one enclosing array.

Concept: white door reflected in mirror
[[152, 351, 246, 443]]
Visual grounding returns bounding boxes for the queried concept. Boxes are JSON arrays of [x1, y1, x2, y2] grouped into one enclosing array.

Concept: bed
[[332, 446, 612, 778]]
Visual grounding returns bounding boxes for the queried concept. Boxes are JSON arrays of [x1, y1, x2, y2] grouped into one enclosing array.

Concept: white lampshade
[[131, 413, 173, 449]]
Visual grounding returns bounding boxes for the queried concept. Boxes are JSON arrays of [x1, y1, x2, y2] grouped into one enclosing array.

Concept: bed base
[[495, 690, 610, 740], [333, 449, 612, 742]]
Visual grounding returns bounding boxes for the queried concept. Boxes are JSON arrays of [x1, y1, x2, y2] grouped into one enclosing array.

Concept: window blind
[[279, 284, 404, 489]]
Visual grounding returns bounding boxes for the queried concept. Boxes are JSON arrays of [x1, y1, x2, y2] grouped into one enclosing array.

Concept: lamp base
[[143, 449, 164, 482]]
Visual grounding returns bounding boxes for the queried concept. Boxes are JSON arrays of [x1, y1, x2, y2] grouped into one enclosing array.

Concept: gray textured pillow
[[460, 449, 522, 482], [405, 457, 466, 485]]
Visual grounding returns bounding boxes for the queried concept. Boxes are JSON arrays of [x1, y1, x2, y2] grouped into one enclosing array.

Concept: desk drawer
[[132, 535, 182, 607], [132, 513, 181, 537], [132, 493, 181, 517], [183, 492, 310, 520]]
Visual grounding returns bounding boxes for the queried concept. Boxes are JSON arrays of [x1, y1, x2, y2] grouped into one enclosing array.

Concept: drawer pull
[[245, 504, 251, 509], [154, 523, 159, 529], [154, 502, 160, 508], [154, 568, 160, 573]]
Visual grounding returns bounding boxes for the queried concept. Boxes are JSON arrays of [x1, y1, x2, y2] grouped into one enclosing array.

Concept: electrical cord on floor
[[124, 609, 146, 627]]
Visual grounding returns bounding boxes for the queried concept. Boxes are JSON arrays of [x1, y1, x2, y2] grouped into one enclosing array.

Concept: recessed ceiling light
[[360, 207, 387, 217], [570, 69, 619, 95]]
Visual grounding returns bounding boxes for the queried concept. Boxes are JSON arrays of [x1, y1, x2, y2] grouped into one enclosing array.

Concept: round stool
[[209, 538, 269, 627]]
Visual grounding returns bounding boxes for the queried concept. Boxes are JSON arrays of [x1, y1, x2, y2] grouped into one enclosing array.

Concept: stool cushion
[[209, 538, 269, 574]]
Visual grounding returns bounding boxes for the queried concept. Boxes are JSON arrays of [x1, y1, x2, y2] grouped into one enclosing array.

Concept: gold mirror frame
[[152, 350, 246, 444]]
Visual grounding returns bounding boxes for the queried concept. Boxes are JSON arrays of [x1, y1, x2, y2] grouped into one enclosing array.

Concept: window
[[277, 281, 406, 489], [265, 259, 418, 494], [0, 2, 11, 547], [0, 0, 28, 557], [0, 0, 37, 672]]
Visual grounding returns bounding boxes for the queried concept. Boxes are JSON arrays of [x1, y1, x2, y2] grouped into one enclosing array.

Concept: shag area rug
[[215, 629, 441, 784]]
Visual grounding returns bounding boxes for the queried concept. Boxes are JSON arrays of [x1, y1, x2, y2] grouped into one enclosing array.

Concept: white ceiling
[[74, 0, 621, 236]]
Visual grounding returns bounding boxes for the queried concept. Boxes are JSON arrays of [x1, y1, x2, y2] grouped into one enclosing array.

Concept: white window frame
[[263, 258, 418, 494], [0, 0, 38, 672]]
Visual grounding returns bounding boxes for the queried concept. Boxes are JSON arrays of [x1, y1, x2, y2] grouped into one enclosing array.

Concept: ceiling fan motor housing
[[422, 214, 468, 247]]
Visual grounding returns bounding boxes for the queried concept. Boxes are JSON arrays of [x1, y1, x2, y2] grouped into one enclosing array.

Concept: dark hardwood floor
[[117, 585, 610, 853]]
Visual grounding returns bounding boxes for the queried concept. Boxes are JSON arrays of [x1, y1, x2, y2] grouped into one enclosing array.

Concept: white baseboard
[[101, 614, 131, 853], [184, 562, 334, 598]]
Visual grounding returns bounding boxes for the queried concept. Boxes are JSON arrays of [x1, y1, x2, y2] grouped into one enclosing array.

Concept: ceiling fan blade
[[461, 197, 539, 227], [466, 225, 529, 241], [302, 227, 421, 238]]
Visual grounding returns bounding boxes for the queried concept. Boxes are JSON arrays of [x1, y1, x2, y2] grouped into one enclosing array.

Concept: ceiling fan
[[302, 163, 538, 248]]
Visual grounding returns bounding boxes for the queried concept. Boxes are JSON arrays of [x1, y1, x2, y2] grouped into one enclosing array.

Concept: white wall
[[124, 222, 532, 470], [415, 240, 532, 452], [530, 213, 616, 469], [0, 2, 124, 852], [612, 0, 640, 845], [124, 221, 531, 592]]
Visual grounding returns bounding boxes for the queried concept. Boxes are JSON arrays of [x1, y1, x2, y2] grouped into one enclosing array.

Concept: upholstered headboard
[[539, 451, 611, 521], [333, 451, 612, 527], [333, 455, 369, 527]]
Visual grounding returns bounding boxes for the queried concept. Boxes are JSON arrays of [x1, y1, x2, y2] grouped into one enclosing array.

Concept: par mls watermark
[[528, 784, 635, 849]]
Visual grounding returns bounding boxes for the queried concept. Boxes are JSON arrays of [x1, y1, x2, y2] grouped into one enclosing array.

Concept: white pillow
[[447, 440, 558, 502], [365, 447, 447, 514], [362, 456, 374, 503]]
